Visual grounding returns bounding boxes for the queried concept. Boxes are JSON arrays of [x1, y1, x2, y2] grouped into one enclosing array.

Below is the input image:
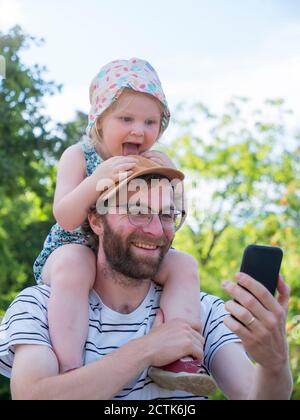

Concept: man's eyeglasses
[[107, 204, 186, 232]]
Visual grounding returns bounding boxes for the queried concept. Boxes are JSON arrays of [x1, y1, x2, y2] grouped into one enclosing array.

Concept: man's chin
[[125, 249, 165, 279]]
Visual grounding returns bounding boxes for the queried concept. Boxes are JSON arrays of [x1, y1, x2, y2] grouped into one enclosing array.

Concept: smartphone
[[240, 244, 283, 296]]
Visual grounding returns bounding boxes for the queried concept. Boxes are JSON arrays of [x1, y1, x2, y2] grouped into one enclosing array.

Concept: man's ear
[[88, 213, 103, 236]]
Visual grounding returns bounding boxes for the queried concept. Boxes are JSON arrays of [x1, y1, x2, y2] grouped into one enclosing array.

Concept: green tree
[[1, 26, 299, 400], [0, 26, 63, 398], [0, 26, 86, 304], [0, 27, 88, 399], [163, 98, 300, 399], [0, 25, 65, 307]]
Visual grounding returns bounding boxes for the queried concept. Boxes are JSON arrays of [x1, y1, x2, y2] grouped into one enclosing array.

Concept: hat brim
[[98, 166, 184, 205]]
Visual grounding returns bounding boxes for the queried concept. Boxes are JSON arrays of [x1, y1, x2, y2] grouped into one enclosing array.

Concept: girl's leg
[[42, 244, 96, 373], [150, 249, 217, 395], [155, 249, 202, 331]]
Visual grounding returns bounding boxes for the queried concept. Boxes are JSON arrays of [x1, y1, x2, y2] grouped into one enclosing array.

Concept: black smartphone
[[240, 244, 283, 296]]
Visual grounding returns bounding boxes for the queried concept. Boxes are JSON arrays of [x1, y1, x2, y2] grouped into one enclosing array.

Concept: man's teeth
[[133, 242, 158, 250]]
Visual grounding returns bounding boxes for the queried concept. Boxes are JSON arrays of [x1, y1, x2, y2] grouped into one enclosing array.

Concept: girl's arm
[[53, 146, 139, 231], [53, 145, 101, 231]]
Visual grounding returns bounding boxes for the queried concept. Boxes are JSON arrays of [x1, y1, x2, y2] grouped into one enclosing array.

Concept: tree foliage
[[163, 98, 300, 399], [0, 27, 87, 398], [0, 27, 299, 399]]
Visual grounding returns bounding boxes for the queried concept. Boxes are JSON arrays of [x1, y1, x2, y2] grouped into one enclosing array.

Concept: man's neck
[[93, 259, 152, 314]]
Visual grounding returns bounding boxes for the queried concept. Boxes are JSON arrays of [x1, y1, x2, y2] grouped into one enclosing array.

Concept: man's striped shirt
[[0, 283, 241, 399]]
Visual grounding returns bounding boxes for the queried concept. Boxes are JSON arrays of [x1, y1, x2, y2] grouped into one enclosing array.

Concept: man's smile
[[131, 241, 159, 250]]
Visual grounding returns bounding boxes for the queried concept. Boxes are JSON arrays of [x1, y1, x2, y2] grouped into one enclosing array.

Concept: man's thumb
[[152, 309, 164, 328]]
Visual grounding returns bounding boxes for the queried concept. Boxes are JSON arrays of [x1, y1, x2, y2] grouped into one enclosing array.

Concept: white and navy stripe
[[0, 283, 240, 400]]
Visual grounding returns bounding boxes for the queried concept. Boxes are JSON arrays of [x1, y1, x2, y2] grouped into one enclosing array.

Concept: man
[[0, 157, 292, 400]]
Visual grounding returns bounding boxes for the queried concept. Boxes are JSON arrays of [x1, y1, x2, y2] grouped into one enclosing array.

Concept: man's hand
[[144, 309, 204, 367], [222, 273, 290, 373]]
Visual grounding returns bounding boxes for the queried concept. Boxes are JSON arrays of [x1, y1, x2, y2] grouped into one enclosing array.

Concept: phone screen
[[240, 244, 283, 295]]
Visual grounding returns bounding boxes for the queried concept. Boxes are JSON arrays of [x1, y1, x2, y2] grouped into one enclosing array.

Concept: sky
[[0, 0, 300, 128]]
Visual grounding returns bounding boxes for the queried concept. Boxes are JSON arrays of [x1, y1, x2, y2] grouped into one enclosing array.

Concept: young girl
[[33, 58, 216, 395]]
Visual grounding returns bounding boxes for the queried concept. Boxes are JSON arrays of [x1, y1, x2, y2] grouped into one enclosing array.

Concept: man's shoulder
[[8, 285, 51, 311], [200, 292, 227, 323], [16, 284, 50, 299], [200, 292, 225, 307], [0, 286, 52, 378]]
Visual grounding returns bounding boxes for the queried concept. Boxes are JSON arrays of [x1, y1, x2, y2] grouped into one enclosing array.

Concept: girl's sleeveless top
[[33, 137, 103, 284]]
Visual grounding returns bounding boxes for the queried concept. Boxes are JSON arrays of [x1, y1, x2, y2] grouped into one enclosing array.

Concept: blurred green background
[[0, 27, 299, 400]]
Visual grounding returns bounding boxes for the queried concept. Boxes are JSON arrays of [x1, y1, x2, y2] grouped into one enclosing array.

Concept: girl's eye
[[146, 120, 158, 125], [121, 117, 132, 122]]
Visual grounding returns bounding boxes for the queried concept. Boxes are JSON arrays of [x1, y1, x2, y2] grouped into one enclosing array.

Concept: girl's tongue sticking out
[[122, 143, 140, 156]]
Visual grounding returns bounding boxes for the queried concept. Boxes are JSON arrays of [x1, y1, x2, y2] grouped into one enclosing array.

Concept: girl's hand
[[145, 310, 205, 367], [141, 150, 177, 169], [92, 156, 138, 192]]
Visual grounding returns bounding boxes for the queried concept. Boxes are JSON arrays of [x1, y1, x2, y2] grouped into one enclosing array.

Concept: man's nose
[[142, 214, 164, 236]]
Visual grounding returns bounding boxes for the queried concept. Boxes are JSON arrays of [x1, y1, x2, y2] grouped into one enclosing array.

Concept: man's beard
[[101, 217, 171, 280]]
